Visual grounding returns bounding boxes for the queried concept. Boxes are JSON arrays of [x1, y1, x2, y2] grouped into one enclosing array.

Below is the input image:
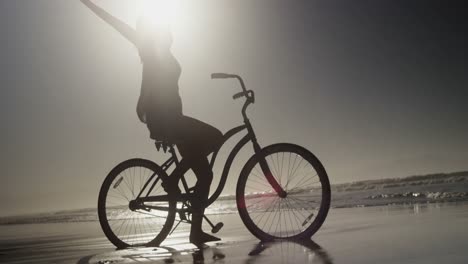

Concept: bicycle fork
[[258, 158, 287, 197], [251, 135, 287, 198]]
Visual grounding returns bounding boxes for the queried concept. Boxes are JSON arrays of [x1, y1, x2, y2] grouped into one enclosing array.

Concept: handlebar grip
[[233, 91, 247, 100], [211, 73, 236, 79]]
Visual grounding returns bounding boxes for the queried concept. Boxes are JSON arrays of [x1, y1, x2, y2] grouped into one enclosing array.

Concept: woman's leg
[[164, 115, 223, 188], [174, 116, 223, 155], [177, 145, 221, 244], [175, 116, 223, 244]]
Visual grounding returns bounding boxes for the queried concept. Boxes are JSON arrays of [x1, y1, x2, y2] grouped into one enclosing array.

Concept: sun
[[140, 0, 180, 28]]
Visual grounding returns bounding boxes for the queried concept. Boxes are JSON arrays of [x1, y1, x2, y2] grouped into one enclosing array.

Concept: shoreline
[[1, 171, 467, 226], [2, 199, 468, 226], [2, 202, 468, 263]]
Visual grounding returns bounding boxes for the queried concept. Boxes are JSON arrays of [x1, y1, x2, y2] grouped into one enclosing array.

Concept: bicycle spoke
[[247, 182, 273, 192], [284, 198, 303, 232], [288, 154, 298, 181], [288, 197, 319, 215], [107, 194, 128, 202], [288, 167, 316, 189], [255, 198, 279, 229], [265, 198, 280, 234], [280, 152, 285, 186], [288, 158, 304, 187], [283, 199, 297, 233], [112, 185, 131, 202], [286, 161, 310, 189], [248, 172, 274, 188], [121, 172, 134, 199], [289, 178, 320, 193], [272, 198, 282, 235], [246, 196, 272, 209], [242, 148, 326, 239], [103, 162, 172, 247]]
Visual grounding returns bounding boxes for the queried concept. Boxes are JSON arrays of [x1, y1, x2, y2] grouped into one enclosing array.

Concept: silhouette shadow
[[76, 244, 224, 264], [246, 239, 333, 264], [77, 239, 332, 264]]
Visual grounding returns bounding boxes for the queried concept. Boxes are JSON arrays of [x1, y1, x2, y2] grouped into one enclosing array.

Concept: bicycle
[[97, 73, 331, 248]]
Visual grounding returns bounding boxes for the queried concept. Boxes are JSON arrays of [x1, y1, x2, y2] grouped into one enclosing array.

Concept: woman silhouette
[[81, 0, 223, 245]]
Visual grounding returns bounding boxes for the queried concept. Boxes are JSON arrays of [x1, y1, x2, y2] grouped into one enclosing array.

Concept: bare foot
[[190, 231, 221, 245]]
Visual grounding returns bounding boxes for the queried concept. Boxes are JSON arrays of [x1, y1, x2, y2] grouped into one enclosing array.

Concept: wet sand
[[1, 202, 468, 263]]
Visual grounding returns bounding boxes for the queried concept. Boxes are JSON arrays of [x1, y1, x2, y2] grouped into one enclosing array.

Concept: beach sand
[[1, 202, 468, 263]]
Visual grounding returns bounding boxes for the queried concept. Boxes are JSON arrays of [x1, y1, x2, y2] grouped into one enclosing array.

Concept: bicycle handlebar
[[212, 72, 255, 120], [211, 73, 237, 79], [211, 72, 254, 100]]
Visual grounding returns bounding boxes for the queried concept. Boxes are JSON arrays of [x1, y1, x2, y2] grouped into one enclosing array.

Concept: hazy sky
[[1, 0, 467, 216]]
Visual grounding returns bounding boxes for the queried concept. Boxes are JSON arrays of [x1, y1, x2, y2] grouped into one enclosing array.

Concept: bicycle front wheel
[[98, 159, 176, 248], [236, 144, 331, 241]]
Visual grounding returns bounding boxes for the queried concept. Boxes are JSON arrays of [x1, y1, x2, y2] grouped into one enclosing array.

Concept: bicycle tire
[[236, 143, 331, 241], [98, 158, 176, 248]]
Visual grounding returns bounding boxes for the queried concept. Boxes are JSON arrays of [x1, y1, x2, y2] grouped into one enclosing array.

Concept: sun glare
[[141, 0, 180, 28]]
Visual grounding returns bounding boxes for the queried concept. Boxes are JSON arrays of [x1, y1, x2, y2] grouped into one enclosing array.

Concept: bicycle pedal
[[211, 222, 224, 233]]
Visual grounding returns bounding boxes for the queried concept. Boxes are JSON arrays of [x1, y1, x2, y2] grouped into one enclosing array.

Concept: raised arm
[[81, 0, 137, 46]]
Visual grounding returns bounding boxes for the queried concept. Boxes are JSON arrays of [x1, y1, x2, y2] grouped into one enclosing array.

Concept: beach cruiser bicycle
[[98, 73, 331, 248]]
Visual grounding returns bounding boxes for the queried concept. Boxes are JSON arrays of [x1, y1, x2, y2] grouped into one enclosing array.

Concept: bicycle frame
[[135, 124, 251, 208], [134, 74, 286, 211]]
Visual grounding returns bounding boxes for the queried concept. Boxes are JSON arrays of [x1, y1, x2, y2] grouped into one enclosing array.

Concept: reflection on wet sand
[[78, 239, 332, 264], [247, 240, 333, 264]]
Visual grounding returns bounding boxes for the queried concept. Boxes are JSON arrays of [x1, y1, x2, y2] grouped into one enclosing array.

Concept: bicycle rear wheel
[[236, 144, 330, 241], [98, 159, 176, 248]]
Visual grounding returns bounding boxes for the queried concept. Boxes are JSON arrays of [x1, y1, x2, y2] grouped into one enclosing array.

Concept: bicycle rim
[[237, 144, 331, 240], [98, 159, 176, 248]]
